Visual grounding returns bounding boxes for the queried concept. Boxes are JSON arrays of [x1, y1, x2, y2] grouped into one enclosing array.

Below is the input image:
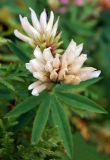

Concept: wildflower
[[60, 0, 69, 5], [26, 40, 101, 96], [14, 8, 62, 55], [74, 0, 84, 6]]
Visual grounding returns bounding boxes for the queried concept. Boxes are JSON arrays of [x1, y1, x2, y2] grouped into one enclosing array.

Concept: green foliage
[[55, 78, 102, 92], [6, 78, 105, 159], [56, 92, 106, 113], [51, 96, 73, 159], [0, 0, 110, 159], [32, 93, 51, 144], [8, 41, 30, 63], [0, 119, 65, 160], [6, 96, 42, 117]]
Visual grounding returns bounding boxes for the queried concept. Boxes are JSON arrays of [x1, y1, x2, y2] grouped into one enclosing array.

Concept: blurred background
[[0, 0, 110, 160]]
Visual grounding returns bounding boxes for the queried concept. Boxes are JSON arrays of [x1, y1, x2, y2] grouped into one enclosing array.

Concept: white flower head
[[14, 8, 62, 55], [26, 40, 101, 96]]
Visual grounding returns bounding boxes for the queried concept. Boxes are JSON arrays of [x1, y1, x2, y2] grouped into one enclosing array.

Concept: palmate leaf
[[31, 94, 51, 144], [8, 42, 29, 63], [51, 95, 73, 159], [55, 78, 101, 93], [56, 92, 106, 114]]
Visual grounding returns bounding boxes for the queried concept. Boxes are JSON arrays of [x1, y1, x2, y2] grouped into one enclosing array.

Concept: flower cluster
[[14, 8, 62, 55], [14, 8, 101, 96]]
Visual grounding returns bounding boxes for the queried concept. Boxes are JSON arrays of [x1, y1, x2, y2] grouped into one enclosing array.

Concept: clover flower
[[26, 40, 101, 96], [14, 8, 62, 55], [74, 0, 84, 6]]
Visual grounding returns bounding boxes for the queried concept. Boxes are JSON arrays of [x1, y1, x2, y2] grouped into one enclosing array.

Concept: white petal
[[14, 30, 34, 46], [51, 17, 59, 37], [32, 88, 39, 96], [79, 67, 96, 72], [46, 11, 54, 34], [34, 47, 44, 62], [26, 63, 35, 72], [45, 61, 53, 72], [64, 39, 76, 56], [70, 54, 87, 73], [61, 54, 67, 69], [66, 52, 75, 65], [32, 83, 47, 96], [40, 9, 47, 30], [19, 15, 40, 38], [28, 81, 42, 90], [52, 54, 60, 68], [29, 7, 41, 32], [30, 59, 44, 71], [63, 40, 77, 64], [43, 47, 53, 61], [90, 70, 101, 78], [75, 43, 83, 57], [33, 72, 48, 81], [78, 67, 100, 81]]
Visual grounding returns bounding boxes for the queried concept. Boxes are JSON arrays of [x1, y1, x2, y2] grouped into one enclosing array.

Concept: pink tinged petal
[[45, 61, 53, 72], [46, 11, 54, 34], [75, 43, 83, 57], [64, 75, 81, 84], [75, 0, 84, 6], [60, 0, 69, 5], [43, 47, 53, 61], [33, 72, 48, 81], [29, 7, 41, 32], [50, 69, 58, 81], [78, 67, 98, 81], [61, 54, 67, 69], [32, 89, 39, 96], [71, 54, 87, 73], [79, 67, 96, 72], [28, 81, 42, 90], [51, 17, 59, 37], [40, 9, 47, 30], [30, 59, 44, 71], [34, 47, 44, 62], [64, 39, 76, 56], [52, 54, 60, 68], [63, 40, 77, 64], [89, 70, 101, 79], [14, 30, 34, 46], [26, 63, 35, 72], [19, 15, 40, 38], [32, 83, 47, 96], [66, 52, 75, 65]]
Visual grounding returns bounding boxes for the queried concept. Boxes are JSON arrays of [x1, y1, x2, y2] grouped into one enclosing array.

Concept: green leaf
[[0, 37, 10, 46], [51, 95, 73, 159], [6, 96, 42, 118], [31, 94, 51, 144], [55, 78, 101, 93], [8, 41, 29, 63], [9, 76, 24, 82], [56, 92, 106, 114], [13, 111, 35, 132], [0, 79, 15, 91]]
